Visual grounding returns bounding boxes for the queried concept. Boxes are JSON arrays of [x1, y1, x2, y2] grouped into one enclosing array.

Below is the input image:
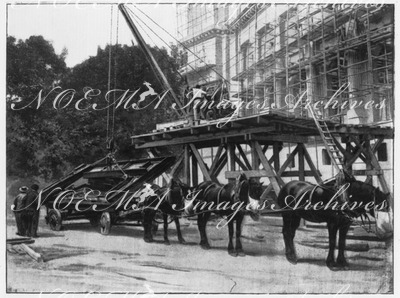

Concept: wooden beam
[[233, 155, 249, 171], [277, 145, 300, 176], [183, 145, 190, 185], [298, 143, 305, 181], [148, 149, 171, 182], [365, 144, 393, 208], [191, 149, 198, 185], [227, 144, 236, 183], [273, 142, 281, 172], [281, 171, 321, 177], [225, 170, 320, 179], [134, 126, 277, 149], [209, 145, 224, 174], [189, 144, 212, 182], [213, 153, 227, 179], [236, 144, 252, 170], [300, 144, 323, 183], [225, 170, 268, 179], [372, 137, 385, 153], [351, 170, 384, 176], [170, 153, 184, 178], [254, 141, 283, 195], [247, 134, 309, 143]]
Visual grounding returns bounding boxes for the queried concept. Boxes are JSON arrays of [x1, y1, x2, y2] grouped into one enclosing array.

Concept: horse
[[139, 178, 191, 245], [277, 178, 392, 269], [186, 173, 263, 256]]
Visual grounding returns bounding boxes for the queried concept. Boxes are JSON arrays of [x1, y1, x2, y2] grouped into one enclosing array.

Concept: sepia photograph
[[4, 0, 395, 295]]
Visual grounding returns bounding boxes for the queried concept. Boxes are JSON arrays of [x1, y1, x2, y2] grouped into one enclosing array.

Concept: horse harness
[[200, 180, 246, 206], [296, 182, 382, 234]]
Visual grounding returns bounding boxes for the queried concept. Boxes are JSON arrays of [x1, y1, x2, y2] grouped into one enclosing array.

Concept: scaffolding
[[177, 3, 394, 124]]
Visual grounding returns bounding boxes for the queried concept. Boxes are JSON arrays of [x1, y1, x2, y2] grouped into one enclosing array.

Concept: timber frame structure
[[131, 111, 393, 205]]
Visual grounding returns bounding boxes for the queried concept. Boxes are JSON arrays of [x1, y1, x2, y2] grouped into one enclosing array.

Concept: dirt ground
[[6, 207, 393, 294]]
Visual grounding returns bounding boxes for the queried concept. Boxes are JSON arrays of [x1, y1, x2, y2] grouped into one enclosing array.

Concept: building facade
[[176, 3, 393, 190]]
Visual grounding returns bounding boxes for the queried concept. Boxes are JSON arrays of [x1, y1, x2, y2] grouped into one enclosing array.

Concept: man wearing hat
[[21, 184, 40, 237], [12, 186, 28, 236]]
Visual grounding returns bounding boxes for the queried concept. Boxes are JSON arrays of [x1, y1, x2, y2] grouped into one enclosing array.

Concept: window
[[322, 149, 331, 165], [377, 142, 388, 162]]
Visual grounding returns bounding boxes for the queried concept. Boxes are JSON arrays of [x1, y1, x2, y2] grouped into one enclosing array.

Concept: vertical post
[[298, 143, 305, 181], [251, 141, 258, 170], [273, 142, 281, 172], [183, 144, 191, 186], [227, 143, 236, 183], [191, 150, 198, 186]]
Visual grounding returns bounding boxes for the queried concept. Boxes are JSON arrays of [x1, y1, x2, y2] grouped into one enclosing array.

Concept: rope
[[106, 5, 113, 143], [130, 4, 229, 84], [112, 10, 119, 138]]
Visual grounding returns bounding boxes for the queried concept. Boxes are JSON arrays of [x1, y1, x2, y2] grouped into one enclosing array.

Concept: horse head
[[234, 173, 263, 221], [348, 181, 392, 239], [167, 178, 192, 211]]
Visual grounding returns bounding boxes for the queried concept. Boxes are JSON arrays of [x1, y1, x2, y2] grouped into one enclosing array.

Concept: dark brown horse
[[187, 173, 262, 256], [277, 178, 391, 269], [140, 178, 191, 245]]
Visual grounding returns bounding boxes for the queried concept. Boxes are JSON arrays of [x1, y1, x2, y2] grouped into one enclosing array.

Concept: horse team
[[138, 173, 391, 270]]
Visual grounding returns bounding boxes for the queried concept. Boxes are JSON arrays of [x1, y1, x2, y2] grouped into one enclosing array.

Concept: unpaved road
[[6, 207, 392, 294]]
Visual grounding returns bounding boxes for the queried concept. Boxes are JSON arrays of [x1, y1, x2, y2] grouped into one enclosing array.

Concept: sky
[[7, 2, 178, 67]]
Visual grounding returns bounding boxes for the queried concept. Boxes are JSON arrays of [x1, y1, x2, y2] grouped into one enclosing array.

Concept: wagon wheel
[[89, 216, 100, 227], [47, 209, 63, 231], [153, 210, 174, 224], [100, 212, 111, 235]]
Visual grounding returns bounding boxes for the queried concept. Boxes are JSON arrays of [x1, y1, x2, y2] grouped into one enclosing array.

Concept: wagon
[[42, 155, 176, 235]]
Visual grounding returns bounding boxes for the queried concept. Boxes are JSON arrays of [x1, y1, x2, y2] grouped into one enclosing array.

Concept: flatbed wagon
[[42, 155, 176, 235]]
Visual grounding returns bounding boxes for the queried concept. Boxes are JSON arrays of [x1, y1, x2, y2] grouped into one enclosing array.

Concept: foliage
[[7, 35, 183, 182]]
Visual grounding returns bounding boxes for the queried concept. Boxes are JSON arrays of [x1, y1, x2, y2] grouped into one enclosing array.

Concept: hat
[[19, 186, 29, 193]]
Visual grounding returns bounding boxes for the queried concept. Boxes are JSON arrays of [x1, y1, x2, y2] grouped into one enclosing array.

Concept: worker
[[22, 184, 40, 237], [11, 186, 29, 236]]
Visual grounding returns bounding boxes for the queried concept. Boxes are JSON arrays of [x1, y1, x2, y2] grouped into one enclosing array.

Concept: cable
[[131, 4, 229, 85], [106, 5, 113, 143]]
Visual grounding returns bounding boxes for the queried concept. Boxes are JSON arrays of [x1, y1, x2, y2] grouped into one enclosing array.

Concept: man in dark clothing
[[21, 184, 40, 237], [12, 186, 29, 236]]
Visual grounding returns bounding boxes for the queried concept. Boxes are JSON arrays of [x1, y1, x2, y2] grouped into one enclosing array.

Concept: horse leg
[[174, 216, 186, 244], [163, 213, 170, 245], [326, 221, 338, 268], [228, 219, 236, 256], [282, 213, 300, 264], [236, 214, 245, 257], [197, 213, 211, 249], [142, 209, 154, 243], [336, 222, 351, 268]]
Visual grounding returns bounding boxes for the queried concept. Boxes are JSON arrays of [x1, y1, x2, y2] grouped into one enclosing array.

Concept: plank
[[254, 141, 283, 195], [20, 244, 43, 262], [300, 143, 322, 183], [189, 144, 212, 182], [7, 238, 35, 245]]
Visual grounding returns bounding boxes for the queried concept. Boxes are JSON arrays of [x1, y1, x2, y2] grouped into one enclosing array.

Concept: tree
[[7, 35, 184, 181], [7, 35, 69, 179], [62, 44, 183, 163]]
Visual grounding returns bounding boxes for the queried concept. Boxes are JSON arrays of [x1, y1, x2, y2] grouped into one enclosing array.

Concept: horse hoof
[[336, 260, 350, 270], [144, 238, 153, 243], [164, 241, 171, 246], [237, 251, 246, 257], [179, 239, 186, 244], [286, 254, 298, 265], [326, 261, 340, 270], [201, 244, 211, 250], [229, 251, 238, 257]]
